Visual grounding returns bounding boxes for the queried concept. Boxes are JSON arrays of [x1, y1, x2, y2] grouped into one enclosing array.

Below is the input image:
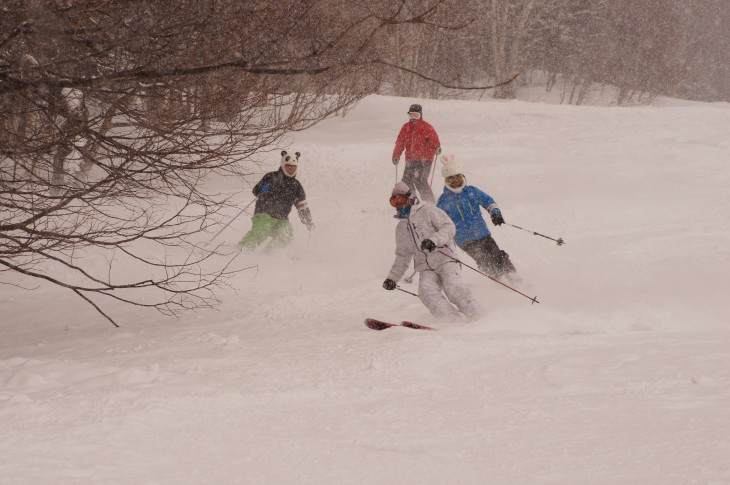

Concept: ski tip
[[364, 318, 393, 331]]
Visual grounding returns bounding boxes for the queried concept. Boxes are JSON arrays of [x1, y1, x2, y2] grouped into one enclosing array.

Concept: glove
[[382, 278, 396, 291], [420, 239, 436, 252], [261, 184, 271, 193], [435, 146, 442, 155], [298, 207, 313, 229], [491, 212, 505, 226], [392, 157, 399, 165]]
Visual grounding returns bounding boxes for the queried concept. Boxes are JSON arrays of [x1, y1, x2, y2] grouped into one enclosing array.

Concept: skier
[[436, 156, 516, 279], [391, 104, 441, 204], [382, 181, 483, 321], [238, 150, 314, 251]]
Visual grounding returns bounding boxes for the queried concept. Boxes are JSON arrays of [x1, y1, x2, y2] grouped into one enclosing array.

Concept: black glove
[[420, 239, 436, 252], [491, 212, 505, 226], [382, 279, 396, 291], [392, 157, 399, 165], [298, 207, 314, 229]]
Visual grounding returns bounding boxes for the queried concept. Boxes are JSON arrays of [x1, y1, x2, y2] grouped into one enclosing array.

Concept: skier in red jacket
[[392, 104, 441, 204]]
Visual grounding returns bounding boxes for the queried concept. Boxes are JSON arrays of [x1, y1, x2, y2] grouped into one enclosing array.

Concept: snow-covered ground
[[1, 94, 729, 485]]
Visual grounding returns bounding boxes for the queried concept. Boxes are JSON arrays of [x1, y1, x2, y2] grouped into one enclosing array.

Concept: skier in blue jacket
[[436, 156, 516, 279]]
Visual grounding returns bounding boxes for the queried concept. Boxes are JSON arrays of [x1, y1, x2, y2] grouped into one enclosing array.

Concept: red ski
[[364, 318, 435, 331]]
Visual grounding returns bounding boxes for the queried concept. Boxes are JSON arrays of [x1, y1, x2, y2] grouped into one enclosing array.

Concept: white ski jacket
[[387, 203, 459, 282]]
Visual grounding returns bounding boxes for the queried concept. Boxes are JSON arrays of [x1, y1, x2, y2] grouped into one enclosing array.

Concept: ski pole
[[396, 285, 418, 297], [403, 269, 417, 283], [506, 223, 564, 246], [208, 198, 256, 243], [428, 151, 438, 189], [438, 250, 539, 304]]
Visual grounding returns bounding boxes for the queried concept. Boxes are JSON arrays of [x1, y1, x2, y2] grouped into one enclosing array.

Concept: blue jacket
[[436, 185, 501, 246]]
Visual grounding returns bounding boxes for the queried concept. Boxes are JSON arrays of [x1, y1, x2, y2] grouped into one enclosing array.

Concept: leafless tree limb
[[1, 0, 492, 326]]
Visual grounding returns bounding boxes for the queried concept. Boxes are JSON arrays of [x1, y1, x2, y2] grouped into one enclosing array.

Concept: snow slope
[[1, 95, 729, 485]]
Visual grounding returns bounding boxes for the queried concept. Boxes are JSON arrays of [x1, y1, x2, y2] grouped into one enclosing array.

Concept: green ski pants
[[239, 213, 294, 251]]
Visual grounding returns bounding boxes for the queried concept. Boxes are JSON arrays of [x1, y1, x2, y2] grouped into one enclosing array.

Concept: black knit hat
[[407, 104, 422, 114]]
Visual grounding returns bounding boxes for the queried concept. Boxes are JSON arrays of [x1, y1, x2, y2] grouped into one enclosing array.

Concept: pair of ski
[[364, 318, 434, 331]]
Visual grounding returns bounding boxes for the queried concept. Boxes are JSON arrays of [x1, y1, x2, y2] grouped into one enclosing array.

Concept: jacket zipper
[[407, 207, 435, 271]]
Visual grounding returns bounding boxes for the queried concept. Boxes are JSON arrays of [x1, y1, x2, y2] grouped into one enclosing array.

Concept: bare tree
[[671, 0, 730, 102], [473, 0, 585, 100], [1, 0, 506, 326]]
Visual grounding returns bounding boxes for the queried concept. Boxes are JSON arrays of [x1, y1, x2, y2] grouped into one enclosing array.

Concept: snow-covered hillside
[[1, 95, 729, 485]]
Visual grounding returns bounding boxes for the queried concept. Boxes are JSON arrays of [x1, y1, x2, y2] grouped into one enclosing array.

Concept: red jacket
[[392, 119, 441, 162]]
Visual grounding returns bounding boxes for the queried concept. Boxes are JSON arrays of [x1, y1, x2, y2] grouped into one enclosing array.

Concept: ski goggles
[[389, 194, 411, 207], [408, 112, 421, 120]]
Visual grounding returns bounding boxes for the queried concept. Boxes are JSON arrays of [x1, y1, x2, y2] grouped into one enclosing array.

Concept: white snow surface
[[2, 95, 729, 485]]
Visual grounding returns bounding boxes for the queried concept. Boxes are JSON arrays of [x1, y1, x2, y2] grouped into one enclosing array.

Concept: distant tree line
[[384, 0, 730, 104]]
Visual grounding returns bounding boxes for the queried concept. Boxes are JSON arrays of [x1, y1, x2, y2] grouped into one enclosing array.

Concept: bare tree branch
[[2, 0, 496, 326]]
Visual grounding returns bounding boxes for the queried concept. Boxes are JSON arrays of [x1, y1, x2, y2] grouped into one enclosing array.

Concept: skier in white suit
[[382, 182, 483, 321]]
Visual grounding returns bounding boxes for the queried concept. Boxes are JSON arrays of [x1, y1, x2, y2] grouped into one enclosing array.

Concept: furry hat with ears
[[280, 150, 301, 176], [441, 155, 466, 193], [440, 154, 464, 178], [281, 150, 300, 167]]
